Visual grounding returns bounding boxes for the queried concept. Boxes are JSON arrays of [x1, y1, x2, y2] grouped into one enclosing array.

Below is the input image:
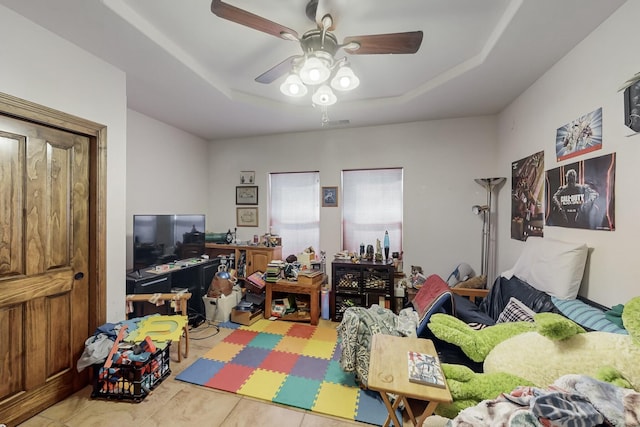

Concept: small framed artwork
[[624, 81, 640, 132], [322, 186, 338, 207], [240, 171, 255, 184], [236, 186, 258, 205], [237, 207, 259, 227]]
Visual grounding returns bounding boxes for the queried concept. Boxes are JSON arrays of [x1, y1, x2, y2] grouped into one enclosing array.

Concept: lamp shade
[[312, 85, 337, 106], [280, 74, 308, 97], [331, 65, 360, 91], [299, 56, 331, 85]]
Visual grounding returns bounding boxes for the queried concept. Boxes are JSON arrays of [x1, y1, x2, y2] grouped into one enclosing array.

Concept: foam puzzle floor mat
[[176, 319, 401, 426]]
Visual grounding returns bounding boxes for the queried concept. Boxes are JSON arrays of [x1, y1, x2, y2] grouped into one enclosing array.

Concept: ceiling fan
[[210, 0, 423, 105]]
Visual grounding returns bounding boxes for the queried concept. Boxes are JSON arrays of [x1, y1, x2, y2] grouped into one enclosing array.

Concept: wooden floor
[[17, 319, 372, 427]]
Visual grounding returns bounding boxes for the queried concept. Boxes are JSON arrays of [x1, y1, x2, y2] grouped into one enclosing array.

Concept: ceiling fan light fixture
[[331, 65, 359, 91], [280, 74, 308, 97], [299, 55, 331, 85], [312, 84, 337, 106]]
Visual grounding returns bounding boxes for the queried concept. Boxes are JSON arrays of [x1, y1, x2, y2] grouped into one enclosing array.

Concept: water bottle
[[321, 288, 330, 320]]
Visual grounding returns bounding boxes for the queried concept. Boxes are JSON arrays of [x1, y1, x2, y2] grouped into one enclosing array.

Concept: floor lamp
[[472, 177, 506, 281]]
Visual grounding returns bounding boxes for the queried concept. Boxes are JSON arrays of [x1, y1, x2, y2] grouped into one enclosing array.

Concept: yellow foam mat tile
[[311, 326, 337, 342], [202, 341, 244, 362], [260, 320, 294, 335], [127, 315, 187, 342], [273, 336, 310, 354], [238, 368, 287, 401], [239, 319, 274, 332], [301, 340, 335, 359], [312, 382, 358, 420]]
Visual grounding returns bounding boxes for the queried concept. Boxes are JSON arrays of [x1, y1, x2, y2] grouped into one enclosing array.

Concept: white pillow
[[510, 237, 588, 300]]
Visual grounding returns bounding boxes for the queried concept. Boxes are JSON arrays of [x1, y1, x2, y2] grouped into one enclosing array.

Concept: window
[[342, 168, 403, 255], [269, 172, 320, 257]]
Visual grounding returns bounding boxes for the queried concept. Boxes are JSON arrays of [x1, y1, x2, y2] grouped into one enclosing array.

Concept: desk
[[265, 278, 322, 325], [368, 334, 452, 427], [126, 292, 191, 362]]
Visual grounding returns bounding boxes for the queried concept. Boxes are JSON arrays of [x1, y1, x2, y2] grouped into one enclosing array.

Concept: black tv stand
[[126, 258, 220, 319]]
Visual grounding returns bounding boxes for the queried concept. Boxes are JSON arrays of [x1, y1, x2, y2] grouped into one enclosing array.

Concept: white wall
[[496, 1, 639, 307], [206, 117, 499, 280], [0, 5, 128, 321], [125, 109, 210, 269]]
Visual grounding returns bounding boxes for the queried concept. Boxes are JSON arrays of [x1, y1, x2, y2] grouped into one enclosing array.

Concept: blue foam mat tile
[[175, 358, 225, 385], [217, 321, 241, 329], [355, 389, 403, 426]]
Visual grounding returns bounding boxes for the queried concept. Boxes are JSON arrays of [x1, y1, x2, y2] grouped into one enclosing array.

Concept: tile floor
[[17, 320, 377, 427]]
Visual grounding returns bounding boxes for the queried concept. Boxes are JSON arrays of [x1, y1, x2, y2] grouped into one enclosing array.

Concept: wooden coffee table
[[264, 278, 322, 325], [368, 334, 452, 427]]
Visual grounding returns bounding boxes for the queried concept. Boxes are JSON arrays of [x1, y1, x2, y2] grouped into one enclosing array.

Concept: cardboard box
[[202, 289, 242, 322], [298, 251, 315, 268], [231, 307, 263, 325], [297, 271, 324, 286], [245, 271, 265, 294]]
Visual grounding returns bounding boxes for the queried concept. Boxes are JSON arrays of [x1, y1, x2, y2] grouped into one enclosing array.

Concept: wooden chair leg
[[182, 324, 189, 359]]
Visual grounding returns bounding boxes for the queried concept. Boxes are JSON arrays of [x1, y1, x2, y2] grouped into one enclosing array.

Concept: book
[[407, 350, 446, 388]]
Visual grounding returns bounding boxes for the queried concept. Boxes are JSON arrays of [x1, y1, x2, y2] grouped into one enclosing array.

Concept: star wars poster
[[545, 153, 615, 231], [555, 107, 602, 161], [511, 151, 545, 241]]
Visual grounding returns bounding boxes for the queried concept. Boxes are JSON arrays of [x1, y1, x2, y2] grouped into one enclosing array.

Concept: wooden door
[[0, 115, 92, 425]]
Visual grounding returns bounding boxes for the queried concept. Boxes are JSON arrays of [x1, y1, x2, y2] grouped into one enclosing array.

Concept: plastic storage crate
[[91, 343, 171, 402]]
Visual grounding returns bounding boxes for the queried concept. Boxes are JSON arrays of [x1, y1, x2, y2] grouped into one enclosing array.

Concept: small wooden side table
[[265, 278, 322, 325], [125, 292, 192, 362], [368, 334, 452, 427], [451, 287, 489, 303]]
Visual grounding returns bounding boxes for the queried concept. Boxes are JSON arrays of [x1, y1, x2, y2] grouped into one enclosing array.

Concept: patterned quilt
[[337, 304, 418, 387], [448, 374, 640, 427]]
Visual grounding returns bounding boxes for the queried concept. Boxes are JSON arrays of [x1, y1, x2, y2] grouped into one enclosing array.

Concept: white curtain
[[269, 172, 320, 258], [342, 168, 403, 255]]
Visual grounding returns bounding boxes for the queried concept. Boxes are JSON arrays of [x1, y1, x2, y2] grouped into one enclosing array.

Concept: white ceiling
[[0, 0, 626, 140]]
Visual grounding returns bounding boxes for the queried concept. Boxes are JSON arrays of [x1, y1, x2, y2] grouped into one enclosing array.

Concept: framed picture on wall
[[237, 207, 259, 227], [236, 186, 258, 205], [322, 186, 338, 207], [240, 171, 255, 184]]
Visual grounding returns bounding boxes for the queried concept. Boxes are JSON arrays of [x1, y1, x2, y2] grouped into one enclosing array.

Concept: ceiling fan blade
[[255, 56, 299, 84], [211, 0, 298, 40], [343, 31, 423, 54]]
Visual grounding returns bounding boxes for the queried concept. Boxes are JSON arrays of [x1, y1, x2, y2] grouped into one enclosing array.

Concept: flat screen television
[[133, 214, 206, 271]]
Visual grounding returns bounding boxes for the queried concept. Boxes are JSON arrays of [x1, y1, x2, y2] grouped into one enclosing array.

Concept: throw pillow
[[412, 274, 451, 320], [497, 297, 536, 323], [508, 236, 588, 300], [552, 296, 628, 334]]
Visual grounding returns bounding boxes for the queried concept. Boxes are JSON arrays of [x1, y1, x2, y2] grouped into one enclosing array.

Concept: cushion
[[506, 236, 588, 300], [552, 296, 628, 334], [497, 297, 536, 323], [412, 274, 451, 320]]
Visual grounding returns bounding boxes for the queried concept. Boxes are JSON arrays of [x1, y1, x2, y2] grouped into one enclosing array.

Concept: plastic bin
[[91, 343, 171, 402]]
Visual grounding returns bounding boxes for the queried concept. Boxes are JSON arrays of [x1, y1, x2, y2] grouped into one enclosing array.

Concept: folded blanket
[[605, 304, 625, 329], [448, 374, 640, 427]]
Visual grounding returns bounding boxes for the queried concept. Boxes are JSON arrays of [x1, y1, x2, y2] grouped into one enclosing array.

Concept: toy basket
[[91, 343, 171, 402]]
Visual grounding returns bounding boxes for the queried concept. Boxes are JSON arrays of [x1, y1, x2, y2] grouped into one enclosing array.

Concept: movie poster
[[545, 153, 615, 231], [555, 107, 602, 161], [511, 151, 545, 241]]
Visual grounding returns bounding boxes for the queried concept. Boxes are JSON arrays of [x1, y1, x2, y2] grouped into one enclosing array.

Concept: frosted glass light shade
[[299, 56, 331, 85], [312, 85, 337, 106], [280, 74, 308, 97], [331, 65, 360, 91]]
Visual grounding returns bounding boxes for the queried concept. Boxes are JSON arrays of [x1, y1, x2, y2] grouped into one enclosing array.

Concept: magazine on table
[[407, 350, 445, 388]]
